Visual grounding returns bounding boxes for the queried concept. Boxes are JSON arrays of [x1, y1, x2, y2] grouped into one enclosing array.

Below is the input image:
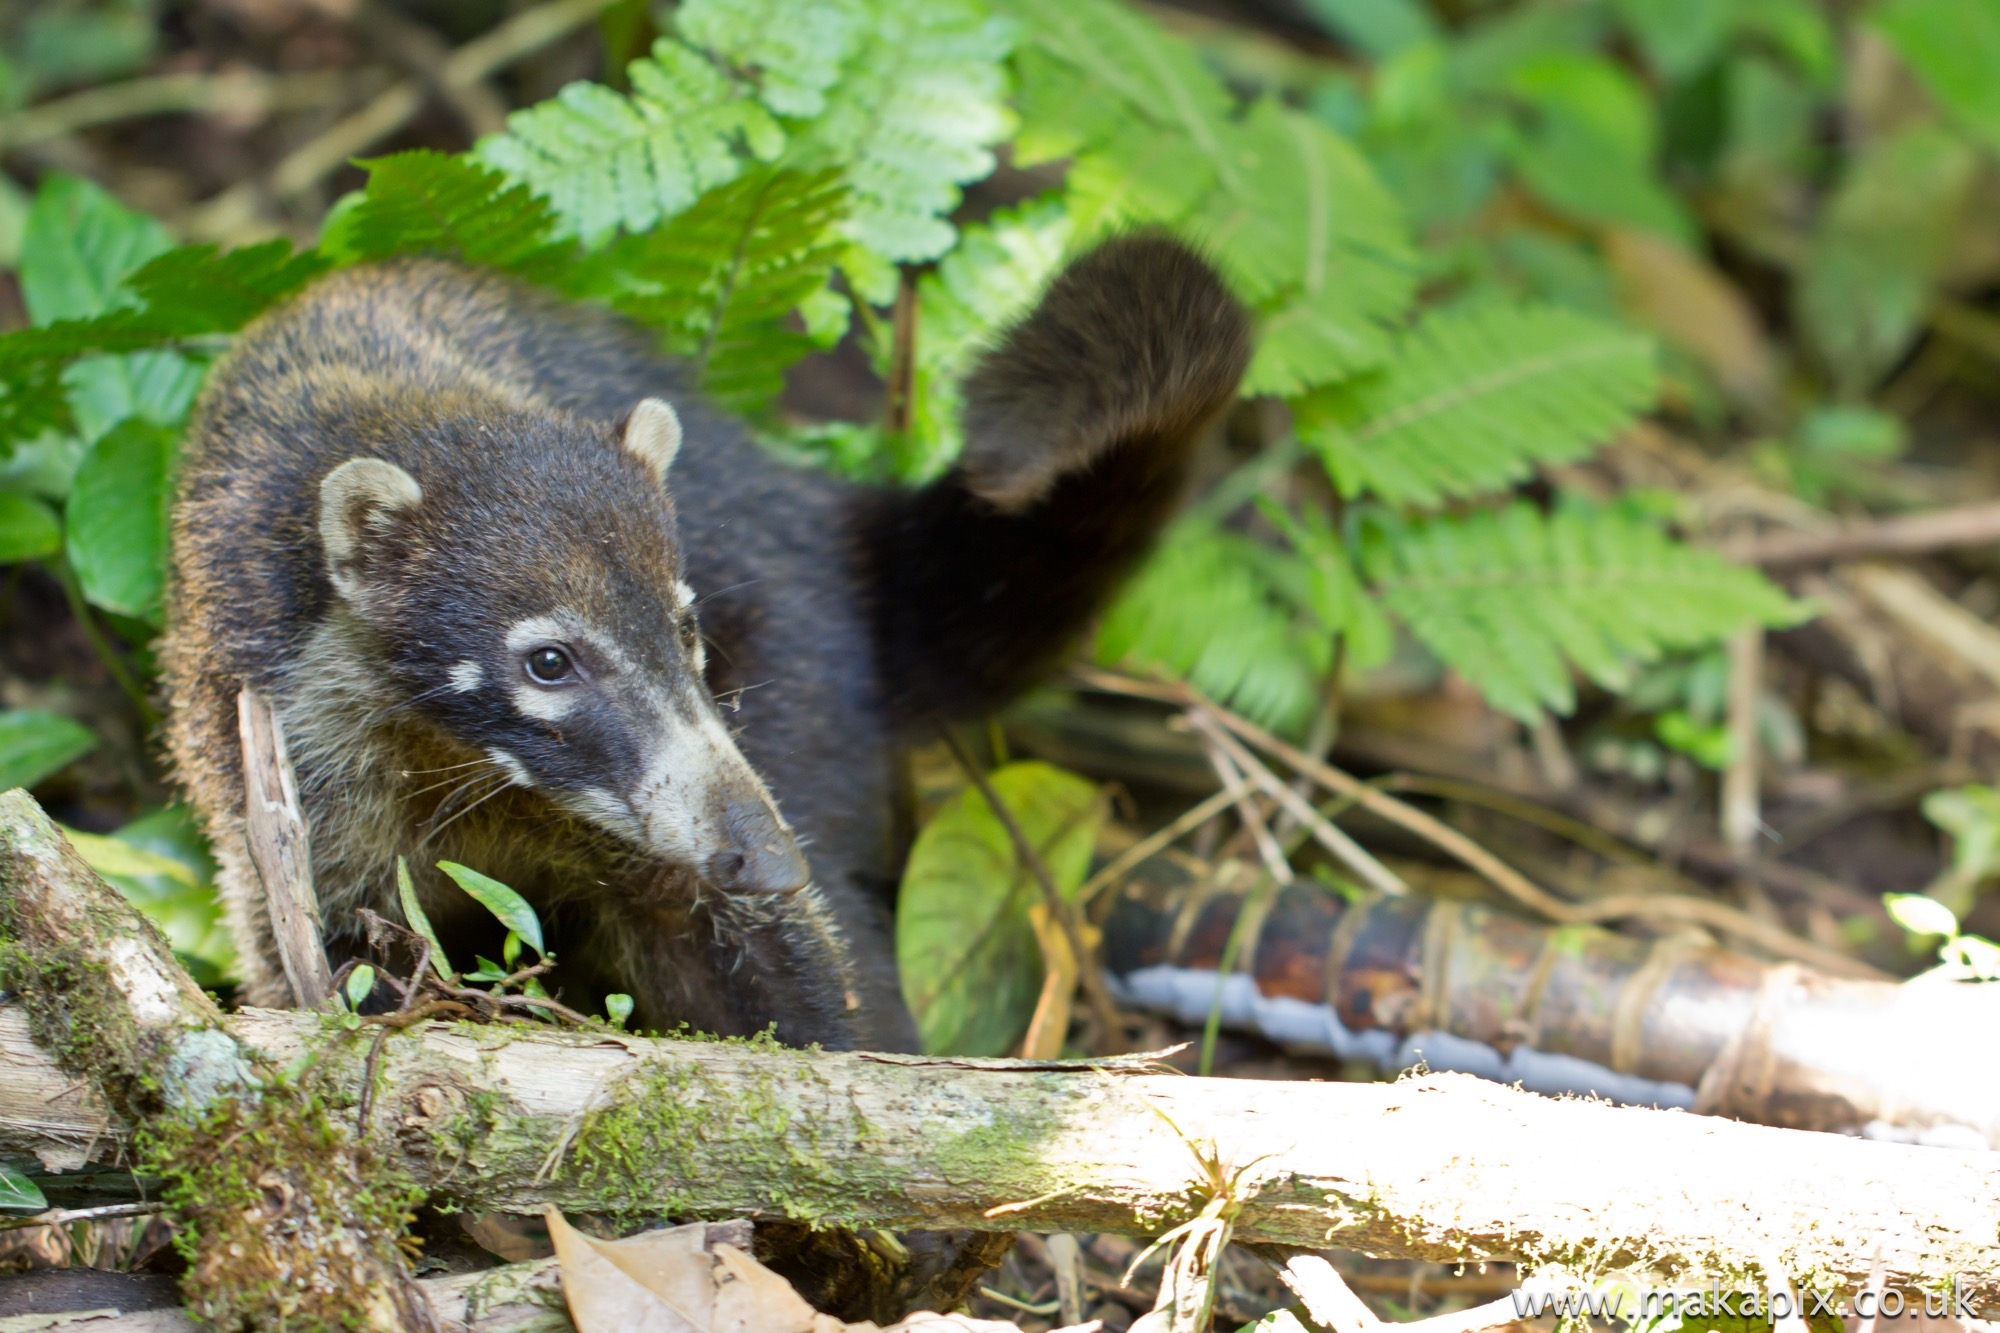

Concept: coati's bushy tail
[[860, 232, 1251, 723]]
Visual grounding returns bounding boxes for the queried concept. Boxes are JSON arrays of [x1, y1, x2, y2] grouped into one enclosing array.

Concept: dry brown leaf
[[1604, 227, 1776, 406], [712, 1241, 846, 1332], [547, 1209, 716, 1333]]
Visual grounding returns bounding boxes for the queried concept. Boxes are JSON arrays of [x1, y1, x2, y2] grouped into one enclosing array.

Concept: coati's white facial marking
[[503, 612, 638, 722], [673, 580, 706, 677], [622, 398, 683, 479], [449, 660, 484, 693], [485, 748, 531, 787], [320, 457, 422, 605], [627, 706, 778, 862], [674, 581, 696, 611]]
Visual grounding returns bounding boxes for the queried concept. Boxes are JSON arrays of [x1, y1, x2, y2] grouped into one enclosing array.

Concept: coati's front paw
[[955, 231, 1250, 512]]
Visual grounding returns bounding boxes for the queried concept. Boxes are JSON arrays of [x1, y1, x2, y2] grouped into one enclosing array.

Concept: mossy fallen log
[[7, 788, 2000, 1314]]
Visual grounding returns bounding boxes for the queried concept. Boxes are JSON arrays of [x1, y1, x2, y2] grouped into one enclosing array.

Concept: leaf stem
[[47, 557, 156, 729]]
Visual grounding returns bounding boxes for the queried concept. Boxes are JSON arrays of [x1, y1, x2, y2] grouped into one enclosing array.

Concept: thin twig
[[1187, 708, 1407, 897], [351, 0, 508, 137], [0, 69, 356, 153], [0, 1201, 164, 1232], [941, 729, 1126, 1054], [1715, 498, 2000, 566], [1078, 788, 1236, 905], [1192, 723, 1293, 887], [1722, 623, 1764, 857], [1075, 668, 1883, 978]]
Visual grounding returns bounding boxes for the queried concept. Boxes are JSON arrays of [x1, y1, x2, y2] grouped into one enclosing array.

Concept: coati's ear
[[622, 398, 682, 479], [320, 458, 422, 605]]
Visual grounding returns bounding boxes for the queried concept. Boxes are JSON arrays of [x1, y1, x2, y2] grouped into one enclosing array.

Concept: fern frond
[[786, 0, 1014, 268], [591, 168, 848, 415], [473, 39, 784, 244], [1097, 522, 1330, 732], [1365, 499, 1807, 721], [674, 0, 869, 118], [1298, 302, 1658, 506], [1007, 1, 1415, 396], [321, 152, 571, 280]]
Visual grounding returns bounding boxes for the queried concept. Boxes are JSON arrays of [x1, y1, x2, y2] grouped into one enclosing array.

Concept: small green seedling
[[1883, 892, 2000, 981], [396, 856, 452, 980], [605, 994, 634, 1029]]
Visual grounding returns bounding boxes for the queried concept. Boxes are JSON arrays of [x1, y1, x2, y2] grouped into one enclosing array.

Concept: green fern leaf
[[1096, 522, 1330, 732], [1008, 1, 1415, 394], [787, 0, 1014, 270], [1366, 499, 1807, 721], [1298, 302, 1657, 506], [321, 152, 571, 280], [474, 39, 784, 244], [590, 168, 848, 415], [674, 0, 868, 119]]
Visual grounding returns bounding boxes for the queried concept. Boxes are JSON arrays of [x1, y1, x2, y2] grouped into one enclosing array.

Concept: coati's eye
[[524, 645, 576, 685]]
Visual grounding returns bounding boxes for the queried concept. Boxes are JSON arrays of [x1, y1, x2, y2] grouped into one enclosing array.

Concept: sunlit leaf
[[438, 860, 545, 956], [0, 709, 95, 791], [897, 761, 1103, 1055]]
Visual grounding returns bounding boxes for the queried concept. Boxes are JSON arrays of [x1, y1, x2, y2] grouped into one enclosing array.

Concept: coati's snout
[[315, 396, 810, 896]]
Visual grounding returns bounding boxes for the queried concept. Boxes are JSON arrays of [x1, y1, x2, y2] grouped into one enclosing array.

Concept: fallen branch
[[1715, 500, 2000, 567]]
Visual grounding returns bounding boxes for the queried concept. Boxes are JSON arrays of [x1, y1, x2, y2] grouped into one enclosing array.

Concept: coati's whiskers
[[398, 757, 493, 777], [401, 762, 506, 801], [423, 775, 519, 840], [421, 766, 513, 828], [692, 578, 763, 610]]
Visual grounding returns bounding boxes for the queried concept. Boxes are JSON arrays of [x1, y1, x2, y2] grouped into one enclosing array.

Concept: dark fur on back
[[162, 234, 1248, 1052]]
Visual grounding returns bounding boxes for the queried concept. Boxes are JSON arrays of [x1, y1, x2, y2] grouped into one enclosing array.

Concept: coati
[[162, 233, 1250, 1052]]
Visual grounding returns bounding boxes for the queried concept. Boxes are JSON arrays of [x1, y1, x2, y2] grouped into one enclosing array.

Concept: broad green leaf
[[18, 175, 172, 325], [1874, 0, 2000, 152], [897, 761, 1104, 1055], [1365, 500, 1807, 721], [63, 825, 201, 886], [345, 964, 378, 1011], [0, 1164, 48, 1213], [66, 417, 175, 623], [1301, 0, 1437, 60], [438, 860, 545, 956], [398, 856, 453, 979], [1795, 123, 1978, 392], [94, 804, 233, 987], [0, 709, 95, 791], [1299, 302, 1657, 506], [1884, 891, 1959, 939], [1501, 54, 1696, 245], [0, 492, 60, 562]]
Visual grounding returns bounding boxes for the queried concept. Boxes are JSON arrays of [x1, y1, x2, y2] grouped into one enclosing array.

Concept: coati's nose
[[709, 798, 811, 895]]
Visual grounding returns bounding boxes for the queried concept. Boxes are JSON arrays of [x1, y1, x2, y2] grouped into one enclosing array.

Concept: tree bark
[[0, 788, 429, 1331]]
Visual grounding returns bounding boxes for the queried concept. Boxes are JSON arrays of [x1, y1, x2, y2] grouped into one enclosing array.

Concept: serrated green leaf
[[1299, 302, 1657, 506], [590, 168, 848, 414], [784, 0, 1014, 265], [0, 492, 60, 562], [1097, 522, 1330, 733], [0, 709, 95, 791], [1365, 500, 1807, 720], [474, 38, 783, 245], [675, 0, 868, 119], [321, 152, 571, 279], [66, 417, 174, 623], [897, 760, 1103, 1055], [438, 860, 544, 956], [1874, 0, 2000, 152], [0, 1163, 48, 1213]]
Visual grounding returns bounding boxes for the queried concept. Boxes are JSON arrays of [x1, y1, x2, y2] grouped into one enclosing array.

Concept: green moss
[[140, 1058, 426, 1332]]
